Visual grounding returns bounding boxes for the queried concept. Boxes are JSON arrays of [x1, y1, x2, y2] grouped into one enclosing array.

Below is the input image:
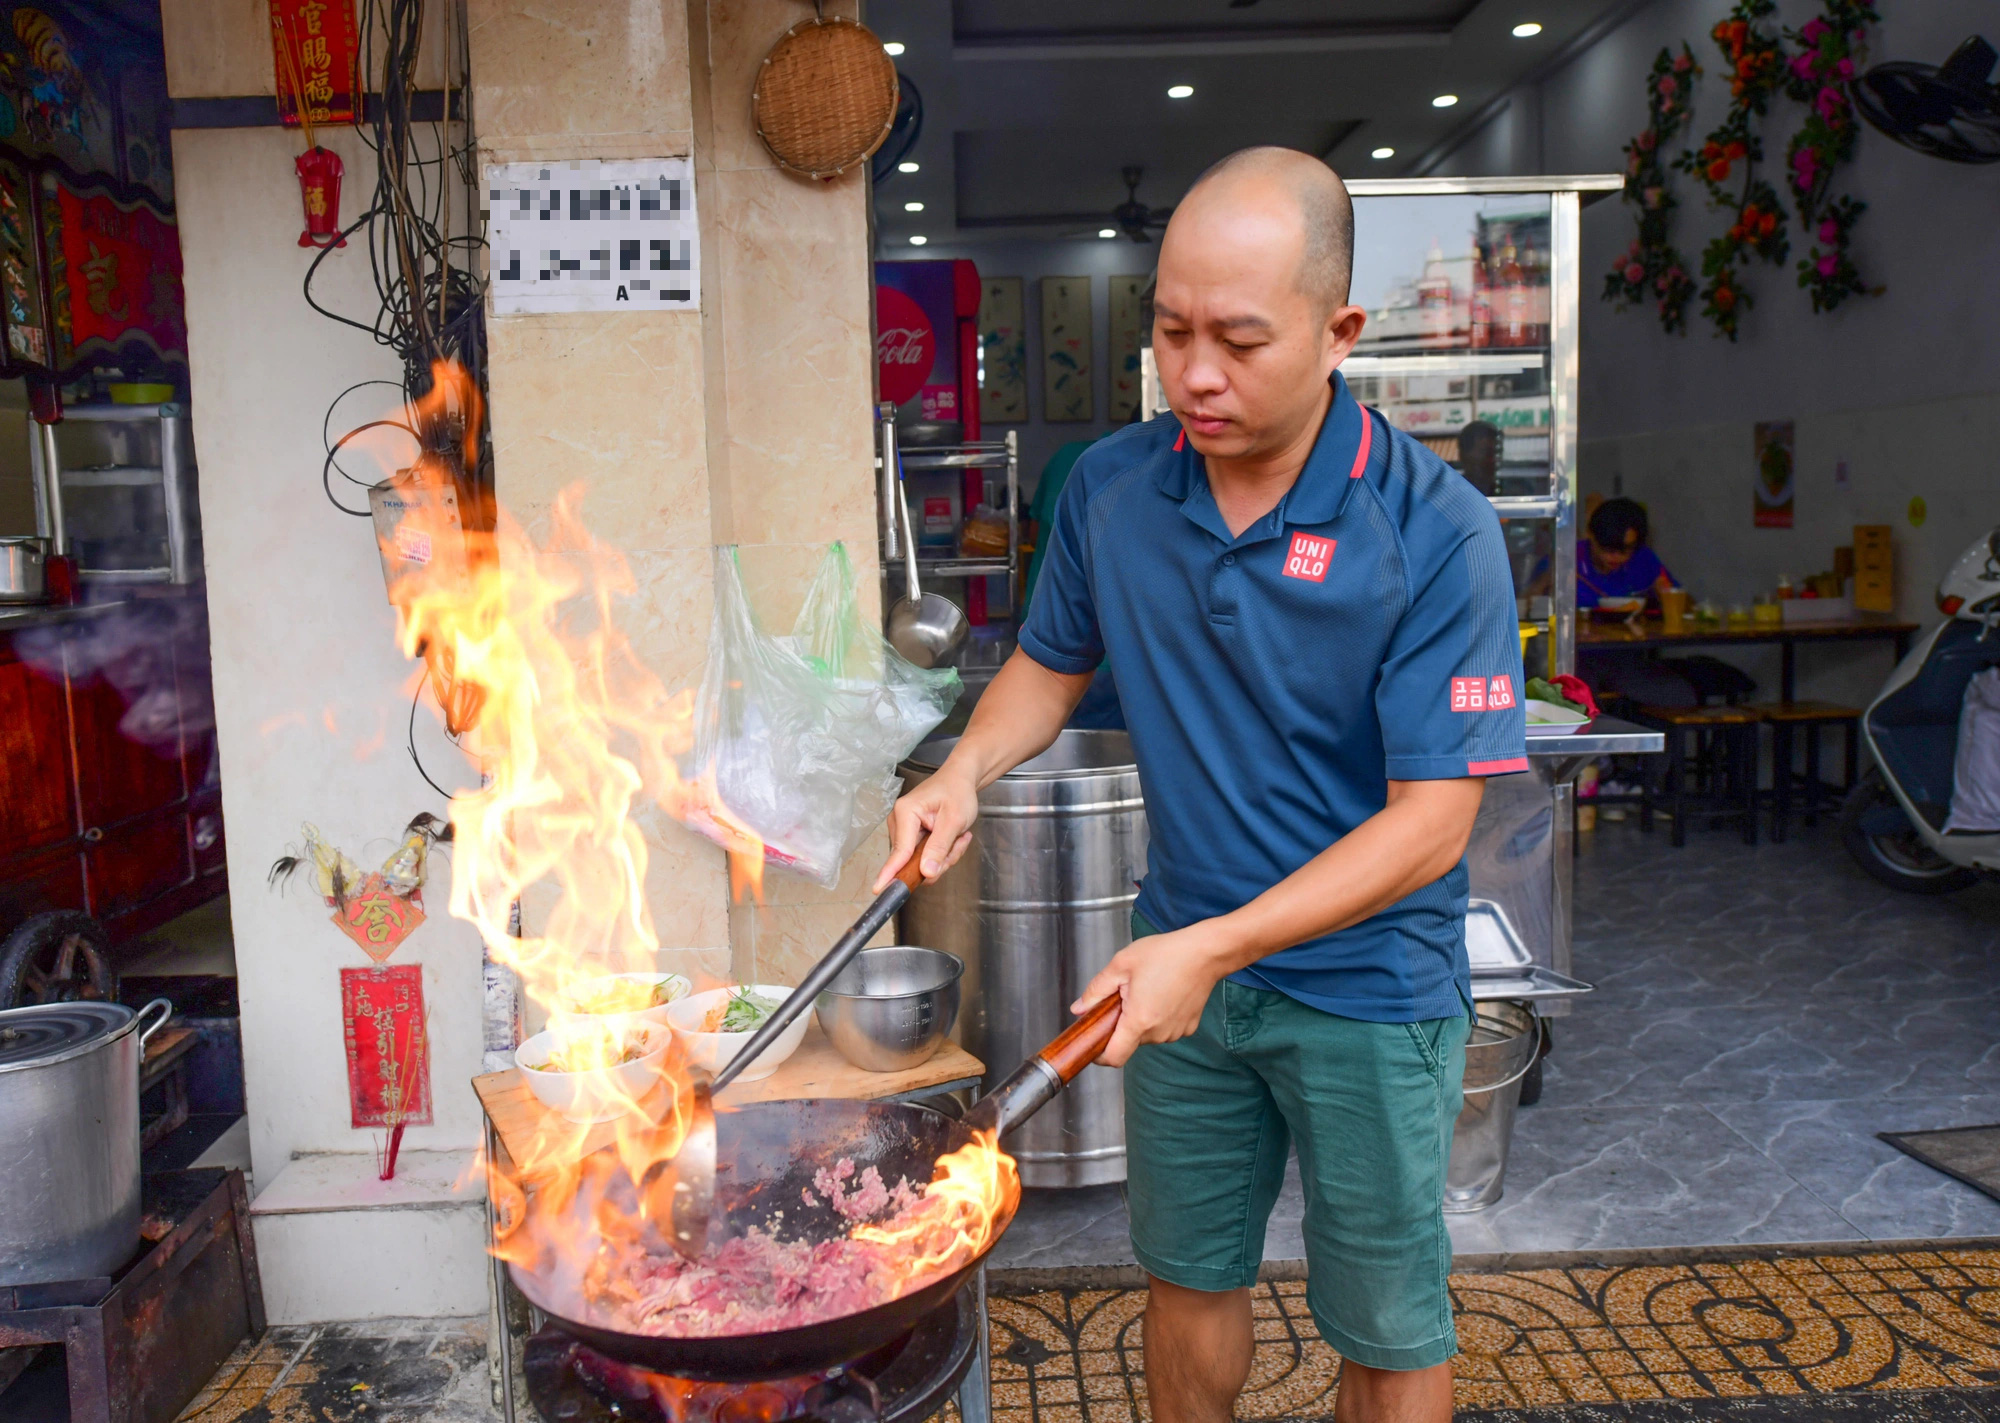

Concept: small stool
[[1633, 704, 1767, 847], [1748, 701, 1862, 842]]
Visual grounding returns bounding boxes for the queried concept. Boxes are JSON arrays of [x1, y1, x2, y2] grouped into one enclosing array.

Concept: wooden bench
[[1746, 700, 1862, 842], [1632, 704, 1767, 848]]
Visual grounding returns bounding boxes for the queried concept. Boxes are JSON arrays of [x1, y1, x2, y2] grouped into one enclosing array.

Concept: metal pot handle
[[134, 997, 173, 1052]]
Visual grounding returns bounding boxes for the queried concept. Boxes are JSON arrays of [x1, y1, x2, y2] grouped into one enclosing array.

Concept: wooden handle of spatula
[[1039, 994, 1123, 1083]]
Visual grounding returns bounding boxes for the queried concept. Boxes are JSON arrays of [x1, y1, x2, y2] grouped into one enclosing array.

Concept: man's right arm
[[872, 649, 1093, 889]]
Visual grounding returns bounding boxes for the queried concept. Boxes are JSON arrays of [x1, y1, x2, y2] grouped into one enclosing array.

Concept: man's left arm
[[1075, 505, 1527, 1066], [1074, 778, 1486, 1065]]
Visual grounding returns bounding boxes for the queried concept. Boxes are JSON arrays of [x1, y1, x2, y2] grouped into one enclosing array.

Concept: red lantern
[[296, 145, 347, 249]]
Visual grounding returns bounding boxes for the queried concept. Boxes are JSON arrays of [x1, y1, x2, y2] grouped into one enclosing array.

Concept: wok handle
[[966, 994, 1122, 1137], [1040, 993, 1121, 1083], [711, 832, 931, 1094]]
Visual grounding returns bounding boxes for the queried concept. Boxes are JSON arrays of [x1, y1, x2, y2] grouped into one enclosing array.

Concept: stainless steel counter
[[0, 599, 129, 634], [1524, 715, 1664, 760]]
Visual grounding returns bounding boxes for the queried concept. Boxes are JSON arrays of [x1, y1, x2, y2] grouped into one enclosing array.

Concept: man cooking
[[875, 148, 1525, 1423]]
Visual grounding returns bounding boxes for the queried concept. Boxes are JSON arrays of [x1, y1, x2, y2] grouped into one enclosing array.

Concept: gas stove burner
[[524, 1287, 979, 1423]]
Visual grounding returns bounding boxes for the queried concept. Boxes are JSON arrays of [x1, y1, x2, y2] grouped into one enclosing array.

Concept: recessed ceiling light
[[1432, 93, 1460, 107], [883, 41, 905, 56], [908, 234, 928, 246], [1098, 228, 1117, 239], [905, 201, 925, 212], [1371, 146, 1395, 160], [1167, 84, 1194, 99], [897, 161, 920, 173], [1512, 21, 1542, 37]]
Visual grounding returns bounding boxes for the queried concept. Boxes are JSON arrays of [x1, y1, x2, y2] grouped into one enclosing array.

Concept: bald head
[[1174, 147, 1355, 311]]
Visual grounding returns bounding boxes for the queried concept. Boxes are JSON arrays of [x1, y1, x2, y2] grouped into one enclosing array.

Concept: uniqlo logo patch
[[1487, 676, 1515, 709], [1282, 532, 1335, 582], [1451, 677, 1486, 712]]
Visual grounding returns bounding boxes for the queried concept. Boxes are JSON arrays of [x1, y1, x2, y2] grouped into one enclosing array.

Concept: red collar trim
[[1173, 427, 1185, 452], [1348, 408, 1373, 478]]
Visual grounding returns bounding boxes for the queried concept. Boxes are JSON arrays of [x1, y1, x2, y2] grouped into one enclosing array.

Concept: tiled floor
[[992, 817, 2000, 1272], [988, 1247, 2000, 1421], [166, 1316, 497, 1423]]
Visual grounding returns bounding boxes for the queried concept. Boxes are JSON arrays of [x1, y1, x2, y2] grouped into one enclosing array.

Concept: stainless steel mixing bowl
[[814, 946, 963, 1073]]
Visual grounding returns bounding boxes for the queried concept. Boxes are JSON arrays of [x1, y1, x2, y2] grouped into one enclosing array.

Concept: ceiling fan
[[1855, 35, 2000, 164], [957, 166, 1176, 241]]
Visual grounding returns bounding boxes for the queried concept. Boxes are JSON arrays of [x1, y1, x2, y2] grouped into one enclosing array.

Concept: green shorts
[[1123, 911, 1470, 1372]]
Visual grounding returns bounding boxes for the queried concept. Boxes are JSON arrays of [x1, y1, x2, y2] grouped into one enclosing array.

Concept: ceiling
[[868, 0, 1638, 246]]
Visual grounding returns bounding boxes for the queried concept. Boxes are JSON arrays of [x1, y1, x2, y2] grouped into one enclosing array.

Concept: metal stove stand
[[0, 1168, 264, 1423]]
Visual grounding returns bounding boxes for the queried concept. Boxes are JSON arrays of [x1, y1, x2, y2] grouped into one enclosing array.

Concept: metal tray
[[1466, 899, 1593, 1001]]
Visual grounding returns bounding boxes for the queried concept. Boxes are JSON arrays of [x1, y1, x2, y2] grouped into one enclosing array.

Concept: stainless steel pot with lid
[[0, 997, 171, 1285], [0, 535, 47, 602]]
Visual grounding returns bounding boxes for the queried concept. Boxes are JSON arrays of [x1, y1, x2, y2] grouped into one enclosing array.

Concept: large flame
[[358, 364, 1015, 1327]]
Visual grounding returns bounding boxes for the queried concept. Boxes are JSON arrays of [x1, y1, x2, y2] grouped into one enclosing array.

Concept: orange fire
[[356, 362, 1015, 1329]]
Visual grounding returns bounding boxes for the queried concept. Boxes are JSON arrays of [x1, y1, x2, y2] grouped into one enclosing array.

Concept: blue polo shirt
[[1019, 373, 1527, 1023]]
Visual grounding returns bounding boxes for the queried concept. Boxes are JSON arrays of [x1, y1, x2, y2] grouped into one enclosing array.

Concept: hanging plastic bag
[[1945, 667, 2000, 833], [682, 543, 962, 887]]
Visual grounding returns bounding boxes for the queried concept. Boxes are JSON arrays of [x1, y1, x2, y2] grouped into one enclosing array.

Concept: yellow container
[[109, 382, 174, 404]]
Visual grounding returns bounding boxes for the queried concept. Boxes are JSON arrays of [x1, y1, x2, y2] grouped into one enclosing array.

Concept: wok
[[509, 995, 1119, 1381]]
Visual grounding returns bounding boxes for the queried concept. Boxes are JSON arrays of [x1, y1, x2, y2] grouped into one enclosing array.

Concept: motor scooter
[[1842, 527, 2000, 892]]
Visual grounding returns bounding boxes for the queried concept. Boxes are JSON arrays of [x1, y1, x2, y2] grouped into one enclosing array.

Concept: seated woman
[[1579, 497, 1678, 609]]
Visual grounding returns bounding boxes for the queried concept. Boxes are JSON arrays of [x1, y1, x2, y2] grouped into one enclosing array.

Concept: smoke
[[16, 592, 216, 783]]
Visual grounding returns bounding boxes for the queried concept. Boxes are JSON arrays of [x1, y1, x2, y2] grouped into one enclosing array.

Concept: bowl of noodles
[[516, 1021, 674, 1123], [546, 972, 692, 1040]]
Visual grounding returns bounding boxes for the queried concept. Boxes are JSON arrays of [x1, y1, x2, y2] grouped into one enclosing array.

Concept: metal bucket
[[1444, 1000, 1539, 1213], [900, 730, 1147, 1187]]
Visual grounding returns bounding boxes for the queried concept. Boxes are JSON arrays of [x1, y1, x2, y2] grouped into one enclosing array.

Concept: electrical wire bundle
[[302, 0, 488, 793], [312, 0, 489, 529]]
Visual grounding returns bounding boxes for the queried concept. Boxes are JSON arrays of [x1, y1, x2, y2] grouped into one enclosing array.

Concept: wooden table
[[472, 1020, 986, 1185], [472, 1022, 989, 1423], [1577, 618, 1917, 702]]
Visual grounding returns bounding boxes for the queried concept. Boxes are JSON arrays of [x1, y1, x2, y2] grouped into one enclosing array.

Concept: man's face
[[1152, 194, 1365, 462]]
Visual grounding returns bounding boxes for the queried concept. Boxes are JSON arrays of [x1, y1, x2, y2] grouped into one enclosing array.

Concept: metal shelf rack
[[875, 403, 1020, 597]]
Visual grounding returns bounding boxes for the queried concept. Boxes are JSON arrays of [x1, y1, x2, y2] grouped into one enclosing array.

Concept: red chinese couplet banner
[[53, 184, 187, 361], [271, 0, 359, 129], [340, 964, 434, 1129]]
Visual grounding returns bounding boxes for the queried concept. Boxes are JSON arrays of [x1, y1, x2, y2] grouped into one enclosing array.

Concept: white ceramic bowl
[[515, 1022, 673, 1123], [545, 971, 692, 1040], [666, 985, 809, 1083]]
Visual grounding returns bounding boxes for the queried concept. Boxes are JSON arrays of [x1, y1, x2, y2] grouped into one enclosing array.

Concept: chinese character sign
[[340, 965, 434, 1129], [51, 182, 186, 363], [271, 0, 358, 129]]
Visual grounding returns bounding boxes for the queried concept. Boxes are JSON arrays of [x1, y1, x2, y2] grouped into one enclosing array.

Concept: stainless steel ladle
[[885, 475, 969, 670]]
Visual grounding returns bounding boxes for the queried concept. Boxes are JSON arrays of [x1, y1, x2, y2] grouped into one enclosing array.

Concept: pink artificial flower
[[1626, 262, 1646, 283], [1816, 252, 1838, 278], [1816, 86, 1845, 121], [1658, 75, 1678, 96], [1819, 218, 1839, 243], [1801, 17, 1830, 42], [1639, 127, 1657, 151], [1836, 57, 1855, 78], [1791, 54, 1816, 80], [1674, 51, 1693, 72], [1643, 185, 1664, 208]]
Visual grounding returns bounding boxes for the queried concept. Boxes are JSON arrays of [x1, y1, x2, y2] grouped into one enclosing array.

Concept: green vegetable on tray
[[1525, 678, 1588, 715]]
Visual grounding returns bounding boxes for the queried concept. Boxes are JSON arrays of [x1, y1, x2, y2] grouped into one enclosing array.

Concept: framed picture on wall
[[1041, 275, 1093, 423], [1108, 275, 1146, 423], [978, 276, 1028, 424]]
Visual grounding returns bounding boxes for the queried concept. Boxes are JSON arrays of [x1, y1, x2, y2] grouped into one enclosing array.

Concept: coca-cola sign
[[876, 285, 936, 406]]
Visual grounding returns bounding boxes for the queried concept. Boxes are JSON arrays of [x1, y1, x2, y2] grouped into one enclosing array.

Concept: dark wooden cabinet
[[0, 601, 224, 948]]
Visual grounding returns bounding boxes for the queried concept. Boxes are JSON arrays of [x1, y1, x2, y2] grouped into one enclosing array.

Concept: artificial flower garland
[[1675, 0, 1792, 339], [1603, 45, 1701, 334], [1783, 0, 1879, 311]]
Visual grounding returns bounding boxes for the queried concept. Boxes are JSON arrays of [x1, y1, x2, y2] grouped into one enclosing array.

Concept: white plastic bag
[[1945, 667, 2000, 833], [682, 543, 962, 886]]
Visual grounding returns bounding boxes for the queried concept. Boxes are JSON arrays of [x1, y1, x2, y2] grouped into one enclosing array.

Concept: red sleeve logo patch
[[1453, 675, 1516, 712], [1283, 532, 1335, 582]]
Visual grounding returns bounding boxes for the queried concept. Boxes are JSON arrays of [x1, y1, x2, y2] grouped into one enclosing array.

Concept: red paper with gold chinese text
[[340, 965, 434, 1129], [271, 0, 359, 128], [52, 185, 187, 363]]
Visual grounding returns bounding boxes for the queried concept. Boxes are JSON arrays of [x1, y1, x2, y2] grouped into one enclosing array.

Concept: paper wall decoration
[[1107, 275, 1147, 424], [340, 964, 433, 1129], [269, 0, 359, 130], [977, 276, 1027, 424], [1040, 275, 1092, 423], [1754, 419, 1794, 529], [486, 158, 699, 314]]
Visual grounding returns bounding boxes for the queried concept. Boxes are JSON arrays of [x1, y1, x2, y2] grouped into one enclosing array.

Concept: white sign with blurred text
[[484, 158, 700, 315]]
